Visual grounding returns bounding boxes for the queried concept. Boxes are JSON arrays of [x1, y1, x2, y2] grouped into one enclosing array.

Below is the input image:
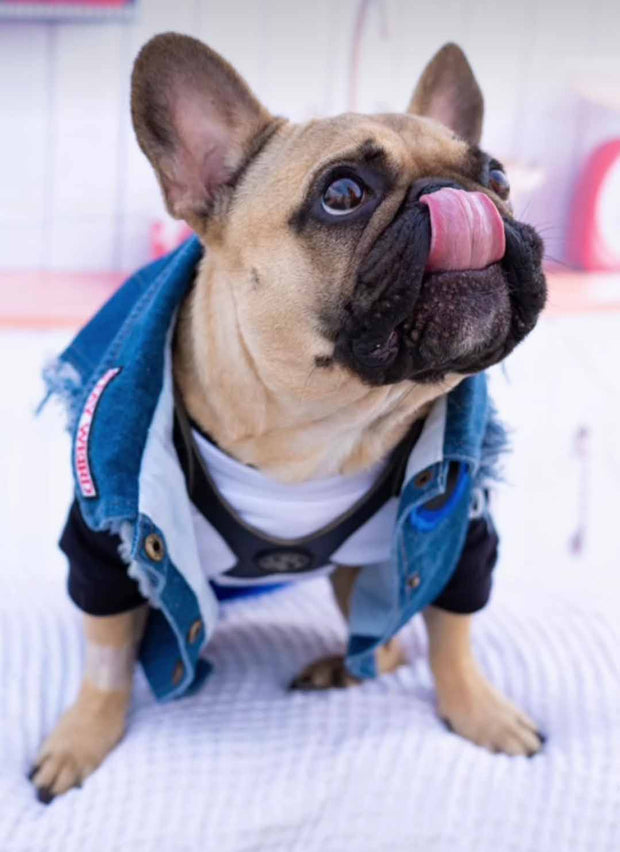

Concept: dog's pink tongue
[[420, 188, 505, 271]]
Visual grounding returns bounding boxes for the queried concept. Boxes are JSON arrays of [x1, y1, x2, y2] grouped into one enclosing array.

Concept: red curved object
[[568, 139, 620, 270]]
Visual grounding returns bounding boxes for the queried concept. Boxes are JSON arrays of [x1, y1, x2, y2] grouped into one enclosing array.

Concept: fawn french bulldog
[[31, 34, 546, 803]]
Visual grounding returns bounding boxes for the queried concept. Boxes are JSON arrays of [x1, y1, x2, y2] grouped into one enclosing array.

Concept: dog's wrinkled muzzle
[[334, 185, 545, 385]]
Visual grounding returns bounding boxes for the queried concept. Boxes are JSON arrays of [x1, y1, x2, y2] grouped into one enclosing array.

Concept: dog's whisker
[[543, 254, 573, 269], [535, 226, 564, 235]]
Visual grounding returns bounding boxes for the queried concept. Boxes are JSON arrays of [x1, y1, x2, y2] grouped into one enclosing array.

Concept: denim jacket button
[[144, 533, 165, 562], [414, 468, 433, 488], [172, 660, 185, 686], [407, 572, 421, 590], [187, 619, 203, 644]]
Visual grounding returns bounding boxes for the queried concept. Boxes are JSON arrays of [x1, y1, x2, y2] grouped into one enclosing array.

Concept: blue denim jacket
[[43, 236, 505, 700]]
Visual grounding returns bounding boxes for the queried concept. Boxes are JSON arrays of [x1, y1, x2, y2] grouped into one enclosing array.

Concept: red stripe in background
[[0, 271, 124, 329]]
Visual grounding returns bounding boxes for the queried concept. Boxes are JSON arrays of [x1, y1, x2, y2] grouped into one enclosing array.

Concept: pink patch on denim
[[75, 367, 121, 498]]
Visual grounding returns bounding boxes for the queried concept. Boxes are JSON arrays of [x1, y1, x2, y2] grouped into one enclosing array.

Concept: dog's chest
[[188, 427, 398, 584]]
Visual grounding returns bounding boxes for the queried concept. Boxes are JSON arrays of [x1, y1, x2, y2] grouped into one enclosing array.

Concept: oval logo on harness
[[254, 549, 313, 574]]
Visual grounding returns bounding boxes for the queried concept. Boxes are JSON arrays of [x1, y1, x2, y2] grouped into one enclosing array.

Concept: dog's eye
[[488, 168, 510, 200], [321, 177, 366, 215]]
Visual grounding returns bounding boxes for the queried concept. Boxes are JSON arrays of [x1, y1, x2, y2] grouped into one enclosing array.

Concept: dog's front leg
[[30, 605, 148, 803], [423, 606, 544, 756]]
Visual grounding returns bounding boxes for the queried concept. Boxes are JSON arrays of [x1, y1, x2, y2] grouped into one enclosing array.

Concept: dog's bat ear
[[407, 43, 484, 145], [131, 33, 273, 224]]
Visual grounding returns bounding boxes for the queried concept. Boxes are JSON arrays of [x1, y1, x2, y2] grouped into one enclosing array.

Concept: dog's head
[[132, 34, 545, 395]]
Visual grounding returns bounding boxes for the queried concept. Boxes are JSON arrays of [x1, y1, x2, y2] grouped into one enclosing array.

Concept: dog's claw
[[36, 786, 54, 805], [289, 674, 314, 691], [27, 765, 39, 781]]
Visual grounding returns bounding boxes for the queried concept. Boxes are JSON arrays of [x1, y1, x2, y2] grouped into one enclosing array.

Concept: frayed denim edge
[[37, 358, 83, 431], [476, 401, 511, 488]]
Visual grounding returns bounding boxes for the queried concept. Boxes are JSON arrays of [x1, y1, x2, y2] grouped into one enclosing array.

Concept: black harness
[[172, 394, 423, 581]]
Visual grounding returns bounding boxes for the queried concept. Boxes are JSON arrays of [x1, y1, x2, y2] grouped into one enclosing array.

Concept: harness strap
[[172, 390, 423, 580]]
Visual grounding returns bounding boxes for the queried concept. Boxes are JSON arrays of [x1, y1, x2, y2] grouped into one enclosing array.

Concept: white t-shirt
[[189, 429, 400, 585]]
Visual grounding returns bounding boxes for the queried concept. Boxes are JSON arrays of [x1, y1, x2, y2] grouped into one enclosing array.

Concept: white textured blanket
[[1, 327, 619, 852], [2, 577, 619, 852]]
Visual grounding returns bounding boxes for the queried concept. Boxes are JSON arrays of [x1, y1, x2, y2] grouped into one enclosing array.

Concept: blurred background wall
[[1, 0, 620, 273]]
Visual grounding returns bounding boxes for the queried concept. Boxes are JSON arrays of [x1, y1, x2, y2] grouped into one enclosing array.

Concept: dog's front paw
[[29, 683, 129, 803], [435, 665, 545, 757], [290, 654, 359, 690], [290, 640, 406, 691]]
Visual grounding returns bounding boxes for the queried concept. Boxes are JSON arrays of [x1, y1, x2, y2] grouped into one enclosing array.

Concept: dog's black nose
[[409, 177, 463, 203]]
